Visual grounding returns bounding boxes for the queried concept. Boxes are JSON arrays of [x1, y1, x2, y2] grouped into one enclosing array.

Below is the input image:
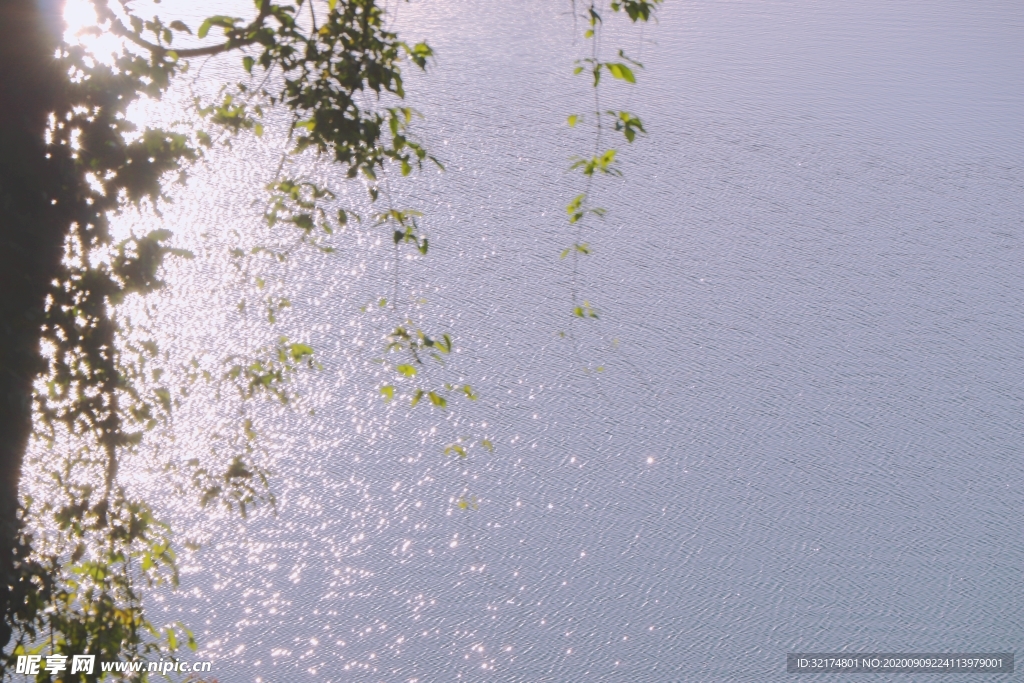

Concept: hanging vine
[[564, 0, 658, 325]]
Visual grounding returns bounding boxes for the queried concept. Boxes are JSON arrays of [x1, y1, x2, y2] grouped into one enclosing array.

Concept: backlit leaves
[[611, 0, 663, 22], [565, 9, 654, 326], [609, 110, 646, 142], [605, 62, 635, 83], [570, 149, 620, 177], [573, 301, 600, 319], [196, 15, 240, 40], [17, 0, 660, 669]]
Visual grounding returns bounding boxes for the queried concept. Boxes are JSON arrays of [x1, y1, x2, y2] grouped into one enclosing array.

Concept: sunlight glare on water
[[62, 0, 123, 63], [30, 0, 1024, 680]]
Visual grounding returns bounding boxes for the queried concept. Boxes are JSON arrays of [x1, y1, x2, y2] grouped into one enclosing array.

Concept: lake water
[[66, 0, 1024, 680]]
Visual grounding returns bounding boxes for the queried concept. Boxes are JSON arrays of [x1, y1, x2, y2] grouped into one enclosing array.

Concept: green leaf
[[566, 193, 586, 223], [406, 41, 433, 68], [154, 388, 172, 411], [567, 114, 580, 128], [169, 20, 191, 34], [288, 342, 314, 361], [411, 389, 424, 407], [573, 300, 600, 319], [481, 439, 494, 452], [428, 391, 446, 408], [445, 443, 467, 457], [292, 214, 315, 232], [225, 457, 253, 479], [396, 364, 417, 377], [462, 384, 478, 400], [243, 418, 256, 441], [254, 123, 263, 137], [606, 63, 636, 83], [197, 14, 238, 40], [243, 56, 254, 73], [380, 385, 394, 402]]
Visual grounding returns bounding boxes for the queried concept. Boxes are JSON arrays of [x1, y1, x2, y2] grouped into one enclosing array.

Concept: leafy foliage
[[4, 0, 439, 677], [3, 0, 660, 677], [562, 0, 659, 325]]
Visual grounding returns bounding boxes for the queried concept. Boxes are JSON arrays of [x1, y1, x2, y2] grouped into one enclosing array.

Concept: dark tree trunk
[[0, 0, 69, 651]]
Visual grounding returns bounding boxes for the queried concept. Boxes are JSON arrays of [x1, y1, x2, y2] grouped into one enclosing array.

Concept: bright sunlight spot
[[63, 0, 123, 65]]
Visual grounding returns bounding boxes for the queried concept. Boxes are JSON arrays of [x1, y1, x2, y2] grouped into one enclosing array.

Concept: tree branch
[[109, 0, 272, 60]]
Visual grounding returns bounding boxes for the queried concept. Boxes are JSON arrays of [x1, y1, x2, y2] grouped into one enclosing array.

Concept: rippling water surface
[[81, 0, 1024, 680]]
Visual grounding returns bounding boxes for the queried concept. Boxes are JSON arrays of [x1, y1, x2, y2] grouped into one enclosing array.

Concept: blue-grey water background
[[83, 0, 1024, 680]]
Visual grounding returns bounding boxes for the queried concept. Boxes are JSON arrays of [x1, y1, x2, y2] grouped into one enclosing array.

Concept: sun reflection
[[62, 0, 124, 64], [62, 0, 96, 35]]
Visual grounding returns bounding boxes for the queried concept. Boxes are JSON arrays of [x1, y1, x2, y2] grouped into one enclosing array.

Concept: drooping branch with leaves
[[1, 0, 441, 675], [563, 0, 658, 338], [0, 0, 661, 677]]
